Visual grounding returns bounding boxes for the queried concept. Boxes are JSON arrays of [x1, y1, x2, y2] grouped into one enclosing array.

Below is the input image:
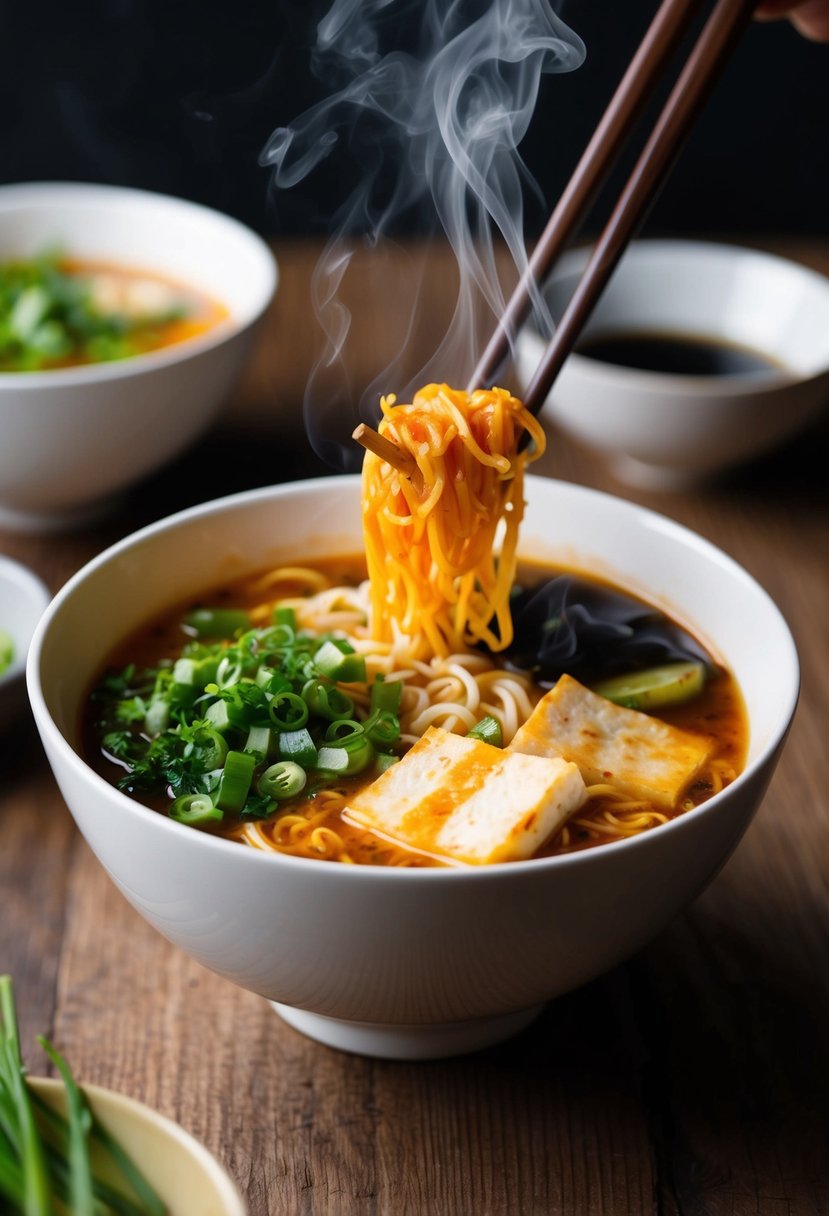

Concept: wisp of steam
[[261, 0, 585, 470]]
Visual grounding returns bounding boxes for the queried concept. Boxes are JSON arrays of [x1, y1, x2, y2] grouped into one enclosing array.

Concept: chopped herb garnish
[[0, 250, 188, 372], [91, 613, 401, 831]]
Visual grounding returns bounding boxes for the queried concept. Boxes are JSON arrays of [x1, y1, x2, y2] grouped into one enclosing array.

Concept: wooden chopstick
[[520, 0, 757, 417], [468, 0, 708, 394], [354, 0, 754, 466], [352, 422, 418, 477]]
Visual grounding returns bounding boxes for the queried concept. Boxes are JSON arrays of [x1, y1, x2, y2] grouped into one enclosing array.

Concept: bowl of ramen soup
[[515, 240, 829, 489], [27, 389, 799, 1058], [0, 182, 277, 531]]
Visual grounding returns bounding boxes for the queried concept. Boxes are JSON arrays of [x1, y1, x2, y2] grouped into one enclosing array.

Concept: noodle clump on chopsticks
[[361, 383, 545, 660]]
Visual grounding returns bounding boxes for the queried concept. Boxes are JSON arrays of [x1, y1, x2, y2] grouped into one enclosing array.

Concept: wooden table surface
[[1, 238, 827, 1216]]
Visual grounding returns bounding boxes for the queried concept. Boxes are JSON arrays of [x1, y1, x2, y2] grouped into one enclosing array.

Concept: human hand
[[755, 0, 829, 41]]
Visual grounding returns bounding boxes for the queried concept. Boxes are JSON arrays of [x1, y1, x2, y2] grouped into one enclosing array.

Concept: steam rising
[[261, 0, 584, 469]]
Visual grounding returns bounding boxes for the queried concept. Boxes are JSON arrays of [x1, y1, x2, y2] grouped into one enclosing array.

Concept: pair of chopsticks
[[354, 0, 758, 473]]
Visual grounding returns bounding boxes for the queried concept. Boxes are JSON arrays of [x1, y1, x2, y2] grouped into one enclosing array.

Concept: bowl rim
[[521, 237, 829, 393], [0, 553, 51, 687], [0, 180, 278, 388], [26, 473, 800, 881], [28, 1076, 247, 1216]]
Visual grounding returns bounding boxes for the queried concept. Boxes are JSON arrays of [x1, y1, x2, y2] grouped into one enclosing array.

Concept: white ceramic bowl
[[27, 476, 798, 1060], [0, 182, 277, 531], [516, 240, 829, 489], [0, 553, 50, 734], [30, 1077, 246, 1216]]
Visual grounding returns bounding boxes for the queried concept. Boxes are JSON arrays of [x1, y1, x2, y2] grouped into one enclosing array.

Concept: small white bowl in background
[[27, 476, 798, 1060], [516, 240, 829, 489], [29, 1077, 246, 1216], [0, 182, 278, 532], [0, 553, 50, 734]]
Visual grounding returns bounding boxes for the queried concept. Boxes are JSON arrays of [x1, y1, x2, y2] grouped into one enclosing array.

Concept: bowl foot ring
[[271, 1001, 545, 1060]]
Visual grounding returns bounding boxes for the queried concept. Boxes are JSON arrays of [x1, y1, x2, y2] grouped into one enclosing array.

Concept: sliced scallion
[[169, 794, 223, 826], [215, 751, 256, 814], [184, 608, 252, 638], [278, 729, 318, 768], [267, 691, 309, 731], [257, 761, 306, 800], [313, 640, 367, 683], [467, 715, 503, 747]]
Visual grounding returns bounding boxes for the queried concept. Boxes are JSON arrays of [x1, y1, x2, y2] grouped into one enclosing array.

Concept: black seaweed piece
[[499, 575, 711, 688]]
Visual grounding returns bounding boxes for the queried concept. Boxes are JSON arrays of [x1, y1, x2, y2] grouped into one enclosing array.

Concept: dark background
[[1, 0, 826, 241]]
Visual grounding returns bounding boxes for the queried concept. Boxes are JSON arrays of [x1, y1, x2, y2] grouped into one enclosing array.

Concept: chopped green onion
[[257, 761, 306, 800], [363, 710, 400, 749], [256, 668, 290, 694], [302, 679, 354, 721], [267, 691, 309, 731], [205, 698, 233, 733], [223, 683, 269, 727], [183, 725, 227, 771], [184, 608, 252, 638], [215, 751, 256, 814], [321, 721, 375, 773], [374, 752, 400, 774], [243, 724, 272, 761], [272, 606, 296, 628], [315, 746, 350, 774], [143, 698, 170, 737], [172, 655, 219, 689], [278, 729, 318, 768], [215, 655, 244, 689], [467, 715, 503, 747], [370, 676, 402, 714], [324, 719, 364, 745], [169, 794, 223, 826], [313, 640, 366, 683], [0, 631, 14, 677]]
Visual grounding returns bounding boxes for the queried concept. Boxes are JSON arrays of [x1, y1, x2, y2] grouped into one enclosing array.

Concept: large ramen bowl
[[0, 182, 277, 532], [27, 476, 798, 1059]]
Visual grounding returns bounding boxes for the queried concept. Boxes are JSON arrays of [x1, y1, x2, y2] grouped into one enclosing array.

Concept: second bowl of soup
[[0, 182, 277, 531]]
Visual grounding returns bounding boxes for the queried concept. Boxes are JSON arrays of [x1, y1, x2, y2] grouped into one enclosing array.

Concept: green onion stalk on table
[[0, 975, 167, 1215]]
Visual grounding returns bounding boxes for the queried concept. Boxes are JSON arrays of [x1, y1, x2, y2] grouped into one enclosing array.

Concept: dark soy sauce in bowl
[[576, 331, 787, 377]]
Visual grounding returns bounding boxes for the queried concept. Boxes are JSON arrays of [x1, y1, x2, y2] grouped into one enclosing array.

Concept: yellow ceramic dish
[[28, 1077, 247, 1216]]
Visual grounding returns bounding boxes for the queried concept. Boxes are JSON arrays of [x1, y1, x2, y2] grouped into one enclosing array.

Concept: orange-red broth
[[83, 559, 748, 868], [52, 259, 226, 368]]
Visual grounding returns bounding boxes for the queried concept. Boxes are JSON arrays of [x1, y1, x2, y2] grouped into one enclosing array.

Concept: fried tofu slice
[[508, 673, 713, 810], [346, 725, 586, 865]]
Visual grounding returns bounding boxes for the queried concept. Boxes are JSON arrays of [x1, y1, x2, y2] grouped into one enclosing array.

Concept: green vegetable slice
[[169, 794, 223, 827], [257, 762, 306, 800], [183, 608, 252, 639], [467, 715, 503, 747], [590, 660, 706, 711], [0, 631, 14, 677], [215, 751, 256, 814]]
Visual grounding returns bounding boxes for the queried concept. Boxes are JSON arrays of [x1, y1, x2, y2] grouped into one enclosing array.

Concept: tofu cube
[[508, 673, 713, 810], [346, 726, 586, 865]]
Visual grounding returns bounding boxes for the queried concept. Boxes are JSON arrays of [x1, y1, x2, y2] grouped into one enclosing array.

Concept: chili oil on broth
[[83, 556, 748, 868]]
